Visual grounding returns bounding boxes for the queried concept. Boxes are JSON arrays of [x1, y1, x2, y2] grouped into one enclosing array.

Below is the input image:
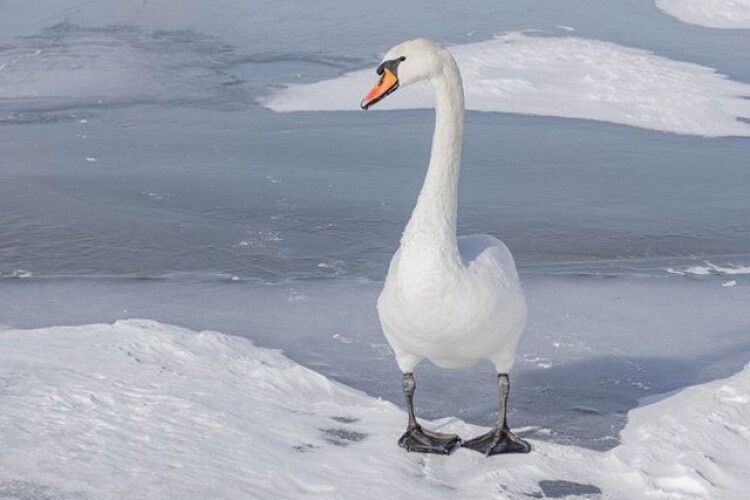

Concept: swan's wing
[[457, 234, 520, 283]]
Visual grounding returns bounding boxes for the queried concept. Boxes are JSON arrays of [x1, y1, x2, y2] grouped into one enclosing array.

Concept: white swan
[[361, 39, 530, 456]]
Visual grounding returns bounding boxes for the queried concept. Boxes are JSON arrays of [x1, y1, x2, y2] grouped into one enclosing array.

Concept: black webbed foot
[[462, 425, 531, 456], [398, 425, 462, 455]]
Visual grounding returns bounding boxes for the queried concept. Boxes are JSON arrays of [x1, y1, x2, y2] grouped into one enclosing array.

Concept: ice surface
[[1, 319, 748, 499], [263, 32, 750, 137], [656, 0, 750, 29], [1, 2, 749, 280], [2, 103, 749, 282]]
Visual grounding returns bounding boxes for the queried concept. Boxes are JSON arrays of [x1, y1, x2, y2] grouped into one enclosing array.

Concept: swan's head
[[360, 38, 445, 110]]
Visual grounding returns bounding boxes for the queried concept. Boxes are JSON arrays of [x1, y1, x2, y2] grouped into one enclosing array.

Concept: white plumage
[[379, 234, 526, 372], [374, 39, 527, 375]]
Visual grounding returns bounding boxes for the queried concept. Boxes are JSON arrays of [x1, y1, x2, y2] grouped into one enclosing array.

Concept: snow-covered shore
[[1, 320, 747, 499], [656, 0, 750, 29]]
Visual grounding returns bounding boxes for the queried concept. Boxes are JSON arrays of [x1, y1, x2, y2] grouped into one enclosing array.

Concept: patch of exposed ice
[[1, 320, 748, 499], [666, 261, 750, 276], [332, 333, 355, 344], [0, 22, 242, 107], [234, 231, 283, 249], [141, 191, 166, 201], [666, 265, 711, 275], [521, 353, 552, 369], [263, 32, 750, 137], [656, 0, 750, 29], [1, 269, 32, 279], [317, 260, 346, 275]]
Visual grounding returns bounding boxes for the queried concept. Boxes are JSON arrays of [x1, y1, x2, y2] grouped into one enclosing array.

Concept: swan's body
[[361, 38, 530, 456], [379, 234, 526, 372]]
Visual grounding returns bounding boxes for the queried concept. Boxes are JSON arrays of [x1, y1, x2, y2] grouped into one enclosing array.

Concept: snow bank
[[1, 320, 748, 499], [656, 0, 750, 29], [262, 32, 750, 137]]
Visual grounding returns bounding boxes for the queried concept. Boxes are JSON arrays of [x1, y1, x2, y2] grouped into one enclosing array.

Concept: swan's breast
[[377, 235, 526, 355]]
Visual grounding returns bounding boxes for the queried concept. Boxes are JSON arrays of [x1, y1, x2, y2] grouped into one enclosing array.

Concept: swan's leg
[[397, 373, 462, 454], [463, 373, 531, 456]]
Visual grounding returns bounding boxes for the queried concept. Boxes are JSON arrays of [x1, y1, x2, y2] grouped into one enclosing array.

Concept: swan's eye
[[377, 56, 406, 76]]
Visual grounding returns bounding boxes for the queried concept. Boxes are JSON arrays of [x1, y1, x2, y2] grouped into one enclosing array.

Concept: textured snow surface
[[1, 320, 748, 499], [656, 0, 750, 29], [263, 32, 750, 137]]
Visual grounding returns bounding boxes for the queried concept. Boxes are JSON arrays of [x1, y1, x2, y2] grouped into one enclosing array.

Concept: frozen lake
[[1, 0, 749, 457], [2, 103, 748, 281]]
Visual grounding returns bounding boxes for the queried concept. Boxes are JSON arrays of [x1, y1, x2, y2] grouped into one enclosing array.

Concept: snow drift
[[1, 320, 748, 499], [263, 32, 750, 137], [656, 0, 750, 29]]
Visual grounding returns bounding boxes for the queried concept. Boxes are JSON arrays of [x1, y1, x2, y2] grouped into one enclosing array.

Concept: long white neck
[[400, 54, 464, 265]]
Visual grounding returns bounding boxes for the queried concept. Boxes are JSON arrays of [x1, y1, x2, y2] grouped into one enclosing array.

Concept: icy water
[[1, 0, 749, 450]]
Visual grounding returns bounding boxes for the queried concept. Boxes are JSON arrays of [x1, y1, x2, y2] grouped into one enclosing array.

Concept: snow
[[262, 32, 750, 137], [656, 0, 750, 29], [0, 269, 32, 279], [3, 273, 750, 454], [666, 261, 750, 276], [1, 319, 748, 499]]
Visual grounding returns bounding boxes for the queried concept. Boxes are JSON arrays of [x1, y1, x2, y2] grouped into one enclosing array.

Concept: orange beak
[[360, 67, 399, 109]]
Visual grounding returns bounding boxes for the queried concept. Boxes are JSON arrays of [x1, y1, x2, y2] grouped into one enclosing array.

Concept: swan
[[361, 39, 530, 456]]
